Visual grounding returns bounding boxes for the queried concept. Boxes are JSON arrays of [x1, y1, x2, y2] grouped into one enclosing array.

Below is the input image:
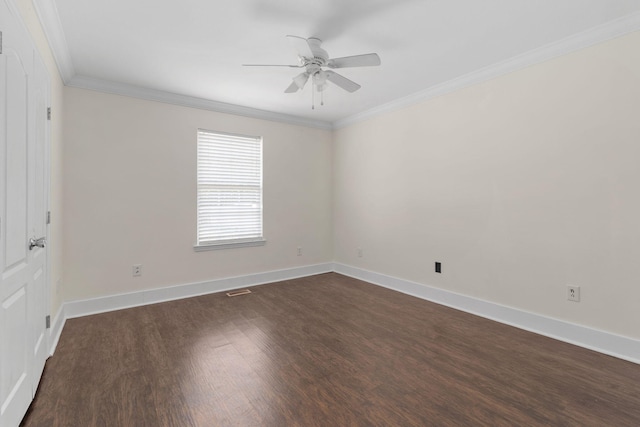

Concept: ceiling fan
[[243, 35, 381, 108]]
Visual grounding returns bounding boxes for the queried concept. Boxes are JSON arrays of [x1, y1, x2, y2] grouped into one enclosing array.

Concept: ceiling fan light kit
[[244, 35, 381, 109]]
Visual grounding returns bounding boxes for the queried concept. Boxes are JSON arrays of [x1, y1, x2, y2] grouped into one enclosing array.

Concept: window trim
[[193, 129, 265, 251], [193, 238, 266, 252]]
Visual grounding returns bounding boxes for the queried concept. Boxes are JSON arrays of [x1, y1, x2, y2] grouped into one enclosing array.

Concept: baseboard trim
[[334, 263, 640, 365], [64, 263, 334, 319], [56, 262, 639, 364], [48, 304, 66, 356]]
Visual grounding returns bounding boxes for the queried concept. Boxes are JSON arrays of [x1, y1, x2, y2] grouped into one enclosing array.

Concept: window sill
[[193, 239, 266, 252]]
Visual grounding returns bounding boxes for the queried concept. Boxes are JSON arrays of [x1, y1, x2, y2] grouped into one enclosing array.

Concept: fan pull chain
[[321, 90, 324, 106], [312, 87, 315, 110]]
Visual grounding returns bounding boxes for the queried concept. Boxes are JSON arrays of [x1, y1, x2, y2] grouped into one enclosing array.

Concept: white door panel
[[0, 9, 33, 424], [0, 279, 30, 426], [0, 0, 51, 425], [4, 45, 29, 269]]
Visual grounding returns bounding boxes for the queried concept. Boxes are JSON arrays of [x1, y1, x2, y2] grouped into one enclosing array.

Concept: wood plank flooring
[[21, 273, 640, 426]]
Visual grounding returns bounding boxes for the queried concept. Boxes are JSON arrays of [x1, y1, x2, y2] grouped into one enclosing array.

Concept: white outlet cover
[[133, 264, 142, 277], [567, 286, 580, 302]]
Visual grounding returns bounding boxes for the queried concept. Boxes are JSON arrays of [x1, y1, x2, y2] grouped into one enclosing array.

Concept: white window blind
[[196, 129, 263, 248]]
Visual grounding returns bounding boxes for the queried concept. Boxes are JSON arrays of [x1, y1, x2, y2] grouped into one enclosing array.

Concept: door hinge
[[0, 31, 3, 54], [47, 107, 51, 120], [46, 211, 51, 224], [46, 315, 51, 329]]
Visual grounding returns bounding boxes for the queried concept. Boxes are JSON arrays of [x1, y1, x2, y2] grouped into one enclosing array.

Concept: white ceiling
[[37, 0, 640, 127]]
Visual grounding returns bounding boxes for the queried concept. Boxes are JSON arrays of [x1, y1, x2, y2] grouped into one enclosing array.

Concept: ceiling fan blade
[[286, 35, 314, 58], [328, 53, 381, 69], [293, 72, 310, 89], [285, 81, 300, 93], [243, 64, 303, 67], [325, 70, 361, 92], [285, 72, 310, 93]]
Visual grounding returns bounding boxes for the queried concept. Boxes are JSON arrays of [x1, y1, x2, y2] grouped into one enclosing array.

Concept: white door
[[0, 0, 50, 425]]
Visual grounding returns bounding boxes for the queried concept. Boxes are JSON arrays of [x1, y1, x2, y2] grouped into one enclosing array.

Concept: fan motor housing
[[306, 37, 329, 62]]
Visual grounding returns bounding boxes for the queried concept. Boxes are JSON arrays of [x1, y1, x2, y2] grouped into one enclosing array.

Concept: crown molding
[[31, 0, 330, 129], [32, 0, 75, 83], [68, 75, 333, 130], [30, 0, 640, 131], [334, 11, 640, 129]]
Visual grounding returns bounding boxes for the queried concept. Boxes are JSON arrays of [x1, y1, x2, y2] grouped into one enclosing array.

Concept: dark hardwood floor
[[21, 273, 640, 426]]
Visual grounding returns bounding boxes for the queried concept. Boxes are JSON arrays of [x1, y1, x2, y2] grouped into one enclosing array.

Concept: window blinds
[[197, 130, 263, 246]]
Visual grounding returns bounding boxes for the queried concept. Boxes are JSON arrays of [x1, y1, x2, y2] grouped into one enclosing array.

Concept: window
[[195, 129, 264, 250]]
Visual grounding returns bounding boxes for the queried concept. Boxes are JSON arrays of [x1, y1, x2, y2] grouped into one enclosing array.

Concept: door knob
[[29, 237, 46, 250]]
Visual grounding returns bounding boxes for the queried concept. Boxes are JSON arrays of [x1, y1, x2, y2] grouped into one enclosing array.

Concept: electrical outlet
[[435, 262, 442, 273], [297, 247, 302, 256], [567, 285, 580, 302], [357, 247, 363, 258], [132, 264, 142, 277]]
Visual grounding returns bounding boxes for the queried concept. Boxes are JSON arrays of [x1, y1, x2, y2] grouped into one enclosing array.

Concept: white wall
[[334, 32, 640, 340], [63, 87, 333, 301], [15, 0, 65, 318]]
